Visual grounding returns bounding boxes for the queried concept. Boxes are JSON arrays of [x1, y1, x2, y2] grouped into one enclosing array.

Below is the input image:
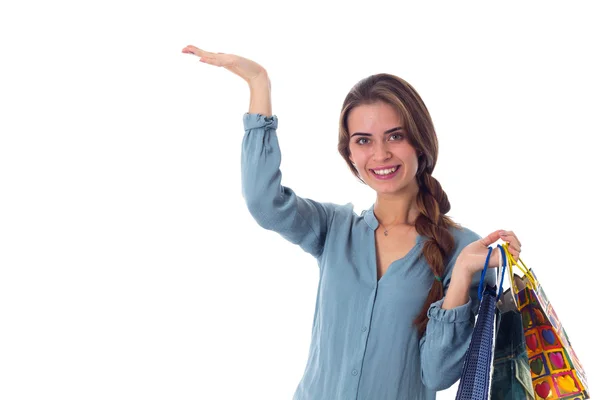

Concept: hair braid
[[413, 171, 458, 337]]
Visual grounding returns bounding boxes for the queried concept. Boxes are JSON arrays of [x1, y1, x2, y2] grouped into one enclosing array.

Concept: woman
[[182, 45, 522, 400]]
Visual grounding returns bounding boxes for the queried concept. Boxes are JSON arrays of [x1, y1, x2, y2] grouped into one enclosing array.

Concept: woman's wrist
[[440, 261, 474, 310], [248, 72, 272, 116]]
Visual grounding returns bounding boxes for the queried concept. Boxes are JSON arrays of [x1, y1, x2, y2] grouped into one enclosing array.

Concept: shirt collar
[[361, 204, 379, 231]]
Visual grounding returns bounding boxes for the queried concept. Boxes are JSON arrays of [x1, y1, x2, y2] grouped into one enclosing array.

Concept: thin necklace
[[379, 220, 398, 236], [379, 219, 415, 236]]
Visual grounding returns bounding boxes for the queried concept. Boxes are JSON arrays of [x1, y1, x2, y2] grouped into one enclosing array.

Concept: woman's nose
[[372, 142, 391, 161]]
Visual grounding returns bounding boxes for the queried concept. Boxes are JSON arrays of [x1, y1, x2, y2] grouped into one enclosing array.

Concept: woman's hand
[[441, 230, 521, 309], [455, 230, 522, 277], [181, 45, 268, 85]]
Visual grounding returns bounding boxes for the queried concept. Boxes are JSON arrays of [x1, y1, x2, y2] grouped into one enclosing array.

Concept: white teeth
[[373, 166, 398, 175]]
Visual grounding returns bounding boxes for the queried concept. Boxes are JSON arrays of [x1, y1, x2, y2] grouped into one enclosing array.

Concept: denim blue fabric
[[491, 309, 535, 400], [241, 113, 497, 399]]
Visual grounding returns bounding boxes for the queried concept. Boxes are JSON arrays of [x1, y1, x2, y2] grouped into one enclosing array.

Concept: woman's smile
[[369, 164, 401, 180]]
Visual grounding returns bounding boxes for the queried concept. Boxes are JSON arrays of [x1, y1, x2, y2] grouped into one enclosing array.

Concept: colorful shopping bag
[[502, 243, 590, 399], [455, 244, 507, 400], [491, 285, 535, 399]]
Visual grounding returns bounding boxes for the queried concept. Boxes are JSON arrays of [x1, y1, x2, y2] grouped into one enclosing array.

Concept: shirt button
[[352, 369, 358, 376], [362, 327, 367, 332]]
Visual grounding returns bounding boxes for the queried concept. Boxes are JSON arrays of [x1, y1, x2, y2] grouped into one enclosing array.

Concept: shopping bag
[[455, 244, 507, 400], [503, 243, 590, 399], [491, 281, 535, 399]]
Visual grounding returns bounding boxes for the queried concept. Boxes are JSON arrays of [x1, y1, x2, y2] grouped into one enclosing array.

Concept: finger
[[181, 45, 199, 54], [500, 230, 521, 246], [500, 230, 522, 247], [479, 230, 504, 247], [503, 237, 521, 249], [501, 237, 521, 253], [509, 242, 521, 253], [182, 45, 212, 57]]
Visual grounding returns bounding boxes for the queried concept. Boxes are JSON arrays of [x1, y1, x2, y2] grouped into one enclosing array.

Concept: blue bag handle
[[477, 244, 508, 301]]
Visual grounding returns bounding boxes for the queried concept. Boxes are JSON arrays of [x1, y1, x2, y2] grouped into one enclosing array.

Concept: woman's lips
[[369, 165, 401, 180]]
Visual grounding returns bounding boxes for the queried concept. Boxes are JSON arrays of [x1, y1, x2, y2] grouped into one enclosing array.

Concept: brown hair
[[337, 73, 460, 337]]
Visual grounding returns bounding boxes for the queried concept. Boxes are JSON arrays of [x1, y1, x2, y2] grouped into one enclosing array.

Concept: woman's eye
[[356, 135, 402, 145]]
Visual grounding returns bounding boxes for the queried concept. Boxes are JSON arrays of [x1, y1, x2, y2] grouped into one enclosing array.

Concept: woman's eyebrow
[[350, 127, 404, 137]]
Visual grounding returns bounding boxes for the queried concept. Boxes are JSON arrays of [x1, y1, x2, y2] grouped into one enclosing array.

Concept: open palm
[[181, 45, 268, 85]]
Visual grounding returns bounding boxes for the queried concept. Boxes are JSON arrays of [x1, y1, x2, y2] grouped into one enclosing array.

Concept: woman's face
[[347, 101, 420, 196]]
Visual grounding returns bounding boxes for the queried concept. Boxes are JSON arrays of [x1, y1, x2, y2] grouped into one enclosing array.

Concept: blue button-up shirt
[[241, 113, 496, 400]]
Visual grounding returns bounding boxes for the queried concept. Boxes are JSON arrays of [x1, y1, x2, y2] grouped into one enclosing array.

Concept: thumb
[[479, 230, 503, 247]]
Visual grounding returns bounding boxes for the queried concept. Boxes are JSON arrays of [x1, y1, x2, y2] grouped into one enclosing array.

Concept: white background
[[1, 1, 598, 399]]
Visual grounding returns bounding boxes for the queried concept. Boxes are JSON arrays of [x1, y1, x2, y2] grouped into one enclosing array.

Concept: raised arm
[[242, 76, 336, 258], [182, 45, 336, 258]]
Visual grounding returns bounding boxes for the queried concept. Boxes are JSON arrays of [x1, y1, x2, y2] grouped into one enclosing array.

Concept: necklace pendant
[[384, 230, 388, 236]]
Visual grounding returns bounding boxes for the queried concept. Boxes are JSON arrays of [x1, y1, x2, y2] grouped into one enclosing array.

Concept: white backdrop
[[1, 1, 598, 399]]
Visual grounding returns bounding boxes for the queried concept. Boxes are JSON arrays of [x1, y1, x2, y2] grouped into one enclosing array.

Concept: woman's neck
[[373, 186, 420, 227]]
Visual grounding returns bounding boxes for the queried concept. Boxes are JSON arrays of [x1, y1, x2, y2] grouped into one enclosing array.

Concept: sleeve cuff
[[427, 297, 473, 323], [243, 113, 278, 131]]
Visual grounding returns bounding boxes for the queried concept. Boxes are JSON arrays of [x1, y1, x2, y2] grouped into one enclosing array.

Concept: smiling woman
[[351, 124, 407, 179], [183, 45, 524, 400], [336, 75, 486, 330], [347, 102, 419, 188]]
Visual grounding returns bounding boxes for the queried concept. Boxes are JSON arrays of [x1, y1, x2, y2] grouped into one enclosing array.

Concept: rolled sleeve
[[241, 113, 336, 259], [243, 112, 278, 130], [427, 297, 473, 323]]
